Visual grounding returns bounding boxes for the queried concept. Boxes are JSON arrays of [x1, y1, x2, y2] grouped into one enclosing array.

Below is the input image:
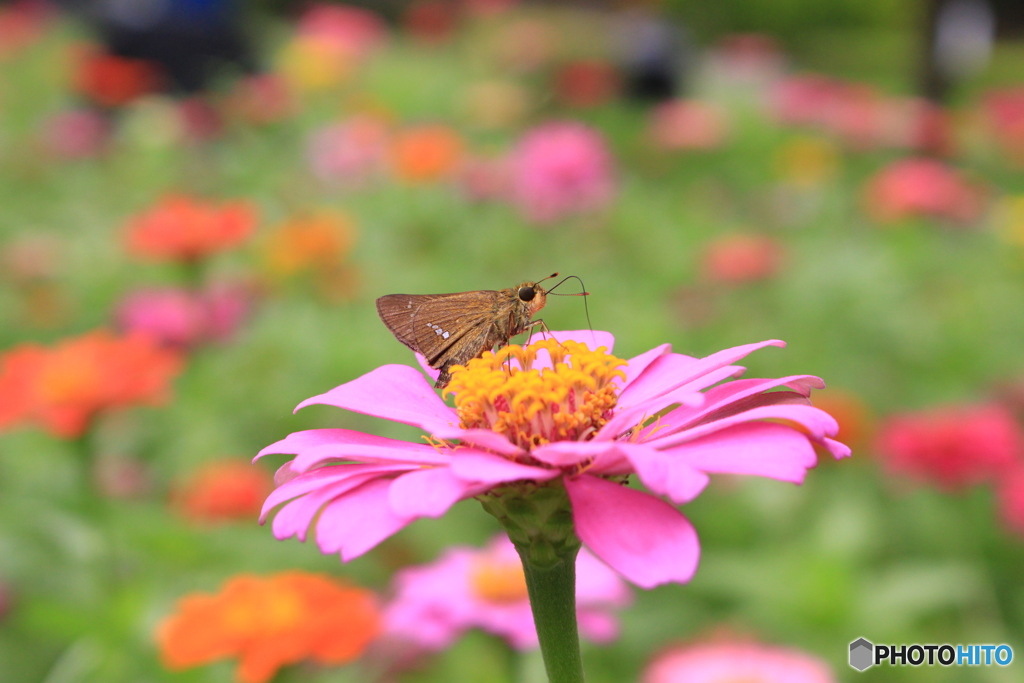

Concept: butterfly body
[[376, 281, 549, 389]]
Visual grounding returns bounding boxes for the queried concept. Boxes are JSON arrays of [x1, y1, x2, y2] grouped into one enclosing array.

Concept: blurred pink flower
[[43, 109, 109, 159], [649, 100, 729, 151], [0, 0, 50, 59], [874, 404, 1022, 491], [200, 281, 253, 343], [296, 3, 388, 61], [996, 465, 1024, 537], [307, 116, 390, 187], [700, 234, 784, 285], [257, 331, 847, 589], [770, 75, 843, 128], [983, 87, 1024, 166], [644, 640, 836, 683], [384, 534, 629, 650], [116, 284, 252, 348], [116, 288, 206, 348], [862, 158, 984, 224], [459, 154, 512, 203], [510, 122, 615, 224]]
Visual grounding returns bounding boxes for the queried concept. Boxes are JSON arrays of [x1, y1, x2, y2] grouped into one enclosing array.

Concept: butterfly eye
[[518, 286, 536, 302]]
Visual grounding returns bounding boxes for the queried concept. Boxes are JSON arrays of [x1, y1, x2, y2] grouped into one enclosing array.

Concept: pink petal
[[260, 464, 409, 523], [315, 478, 415, 561], [661, 422, 819, 482], [388, 467, 477, 517], [647, 404, 840, 450], [256, 428, 400, 460], [291, 441, 449, 472], [618, 444, 711, 503], [531, 440, 628, 469], [448, 451, 560, 484], [565, 475, 700, 588], [432, 427, 525, 457], [270, 470, 390, 541], [296, 364, 458, 432], [595, 387, 705, 442], [548, 329, 615, 353], [620, 343, 673, 390], [823, 437, 852, 459], [619, 340, 784, 406]]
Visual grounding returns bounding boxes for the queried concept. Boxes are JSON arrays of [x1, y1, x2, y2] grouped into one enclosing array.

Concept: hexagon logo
[[849, 638, 874, 671]]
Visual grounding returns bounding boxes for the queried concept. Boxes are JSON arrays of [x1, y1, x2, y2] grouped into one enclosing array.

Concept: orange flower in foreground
[[390, 125, 464, 183], [172, 460, 274, 524], [73, 49, 161, 108], [157, 572, 381, 683], [261, 210, 357, 278], [0, 330, 182, 438], [125, 195, 258, 262]]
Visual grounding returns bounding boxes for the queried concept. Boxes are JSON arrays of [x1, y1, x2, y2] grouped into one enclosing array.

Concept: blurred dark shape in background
[[53, 0, 256, 94], [922, 0, 1024, 102], [615, 7, 690, 101]]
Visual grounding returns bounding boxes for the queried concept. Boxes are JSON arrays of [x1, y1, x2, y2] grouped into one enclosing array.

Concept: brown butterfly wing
[[410, 290, 502, 365], [376, 294, 440, 352]]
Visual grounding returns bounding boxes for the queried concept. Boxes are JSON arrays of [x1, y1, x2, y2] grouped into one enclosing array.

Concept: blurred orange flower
[[390, 125, 465, 183], [172, 460, 274, 524], [555, 60, 621, 109], [262, 210, 357, 279], [0, 330, 183, 438], [124, 195, 258, 262], [157, 572, 381, 683], [73, 49, 161, 108], [810, 389, 874, 451]]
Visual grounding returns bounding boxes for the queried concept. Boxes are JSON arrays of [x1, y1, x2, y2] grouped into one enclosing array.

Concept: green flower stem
[[479, 482, 586, 683], [517, 545, 585, 683]]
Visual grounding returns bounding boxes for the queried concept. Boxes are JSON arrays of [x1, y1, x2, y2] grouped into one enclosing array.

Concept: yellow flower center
[[446, 339, 626, 451], [469, 557, 529, 604]]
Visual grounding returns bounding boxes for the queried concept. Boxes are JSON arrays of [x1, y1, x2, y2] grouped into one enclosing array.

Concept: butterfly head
[[515, 282, 548, 315]]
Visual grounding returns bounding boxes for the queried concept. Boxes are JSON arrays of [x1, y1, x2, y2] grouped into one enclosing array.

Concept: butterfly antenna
[[547, 275, 592, 336]]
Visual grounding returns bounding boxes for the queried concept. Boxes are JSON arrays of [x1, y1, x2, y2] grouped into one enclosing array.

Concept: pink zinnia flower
[[296, 3, 388, 61], [307, 116, 390, 188], [116, 288, 206, 348], [700, 233, 784, 285], [644, 640, 836, 683], [116, 284, 252, 348], [384, 534, 629, 650], [874, 403, 1022, 491], [862, 158, 985, 224], [42, 109, 109, 160], [996, 465, 1024, 537], [648, 100, 729, 151], [510, 122, 615, 224], [257, 332, 848, 588]]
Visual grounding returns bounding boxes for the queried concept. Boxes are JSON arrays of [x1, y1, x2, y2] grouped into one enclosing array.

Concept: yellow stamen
[[446, 339, 626, 451]]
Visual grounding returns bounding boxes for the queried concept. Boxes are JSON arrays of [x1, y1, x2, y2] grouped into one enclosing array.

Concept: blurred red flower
[[157, 572, 381, 683], [862, 158, 984, 224], [172, 460, 273, 524], [0, 330, 183, 438], [124, 195, 258, 262], [403, 0, 459, 45], [700, 233, 784, 285], [555, 60, 621, 109], [73, 48, 162, 108], [874, 404, 1022, 491]]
